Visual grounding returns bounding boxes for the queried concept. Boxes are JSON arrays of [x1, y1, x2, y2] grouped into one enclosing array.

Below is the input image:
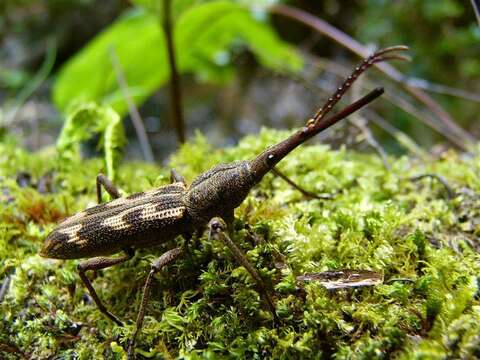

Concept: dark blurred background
[[0, 0, 479, 161]]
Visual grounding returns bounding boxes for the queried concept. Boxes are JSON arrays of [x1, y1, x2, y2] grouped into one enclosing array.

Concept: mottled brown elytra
[[40, 46, 409, 359]]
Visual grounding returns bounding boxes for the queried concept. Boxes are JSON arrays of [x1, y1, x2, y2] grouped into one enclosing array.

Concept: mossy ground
[[1, 129, 479, 359]]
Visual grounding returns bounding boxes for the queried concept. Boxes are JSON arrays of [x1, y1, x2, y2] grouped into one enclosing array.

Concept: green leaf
[[56, 103, 125, 180], [53, 9, 168, 116], [53, 2, 302, 116], [176, 1, 302, 73]]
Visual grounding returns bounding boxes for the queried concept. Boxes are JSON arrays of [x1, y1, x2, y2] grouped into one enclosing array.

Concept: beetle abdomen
[[40, 183, 187, 259]]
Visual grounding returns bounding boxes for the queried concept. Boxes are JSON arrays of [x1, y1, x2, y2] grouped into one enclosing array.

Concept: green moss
[[1, 130, 479, 359]]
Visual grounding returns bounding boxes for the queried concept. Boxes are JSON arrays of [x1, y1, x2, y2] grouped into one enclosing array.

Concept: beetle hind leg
[[77, 248, 134, 325], [128, 247, 184, 359]]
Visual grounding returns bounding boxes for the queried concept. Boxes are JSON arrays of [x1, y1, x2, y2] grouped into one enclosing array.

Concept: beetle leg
[[272, 167, 334, 200], [170, 168, 186, 184], [208, 217, 278, 322], [77, 248, 134, 326], [96, 173, 121, 204], [127, 247, 183, 360]]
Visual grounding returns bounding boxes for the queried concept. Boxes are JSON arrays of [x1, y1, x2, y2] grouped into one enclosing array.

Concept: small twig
[[350, 80, 390, 169], [409, 174, 456, 199], [363, 108, 427, 158], [471, 0, 480, 25], [351, 117, 390, 168], [162, 0, 186, 144], [296, 269, 383, 289], [272, 167, 333, 200], [406, 77, 480, 103], [109, 47, 154, 162], [0, 275, 11, 303]]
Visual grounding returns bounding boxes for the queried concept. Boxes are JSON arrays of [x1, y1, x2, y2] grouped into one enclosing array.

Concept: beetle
[[40, 46, 408, 358]]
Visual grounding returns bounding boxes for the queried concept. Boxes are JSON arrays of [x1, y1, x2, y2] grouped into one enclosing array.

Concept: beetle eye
[[266, 153, 275, 164]]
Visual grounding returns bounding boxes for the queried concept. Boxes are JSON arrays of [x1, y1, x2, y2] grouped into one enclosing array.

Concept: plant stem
[[163, 0, 186, 144], [109, 47, 155, 162], [6, 37, 56, 125]]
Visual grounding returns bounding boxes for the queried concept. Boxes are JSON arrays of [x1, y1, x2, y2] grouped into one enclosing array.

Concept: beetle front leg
[[127, 247, 183, 360], [208, 217, 278, 322], [96, 173, 121, 203], [78, 248, 134, 325]]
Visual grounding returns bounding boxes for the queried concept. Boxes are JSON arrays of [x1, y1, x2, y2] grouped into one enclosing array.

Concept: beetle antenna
[[312, 45, 409, 123], [249, 46, 410, 182]]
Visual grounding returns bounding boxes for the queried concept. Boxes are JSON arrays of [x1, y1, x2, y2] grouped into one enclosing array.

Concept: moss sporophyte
[[2, 46, 479, 359]]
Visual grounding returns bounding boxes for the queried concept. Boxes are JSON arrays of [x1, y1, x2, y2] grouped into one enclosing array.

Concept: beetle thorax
[[184, 161, 255, 225]]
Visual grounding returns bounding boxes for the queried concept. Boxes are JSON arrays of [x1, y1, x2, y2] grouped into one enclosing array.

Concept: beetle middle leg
[[96, 173, 121, 203], [127, 247, 184, 360], [208, 217, 278, 322], [78, 248, 134, 325]]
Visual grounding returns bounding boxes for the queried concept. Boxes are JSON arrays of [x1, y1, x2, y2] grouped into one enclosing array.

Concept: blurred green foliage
[[354, 0, 480, 81]]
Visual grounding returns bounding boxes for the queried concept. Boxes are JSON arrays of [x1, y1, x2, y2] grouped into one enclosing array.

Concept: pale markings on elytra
[[101, 206, 139, 230], [58, 184, 186, 229], [100, 203, 184, 230], [140, 203, 183, 221], [60, 224, 83, 243], [72, 239, 89, 248]]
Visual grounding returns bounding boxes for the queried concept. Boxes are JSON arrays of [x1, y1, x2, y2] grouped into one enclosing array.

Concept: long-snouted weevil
[[40, 46, 409, 358]]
